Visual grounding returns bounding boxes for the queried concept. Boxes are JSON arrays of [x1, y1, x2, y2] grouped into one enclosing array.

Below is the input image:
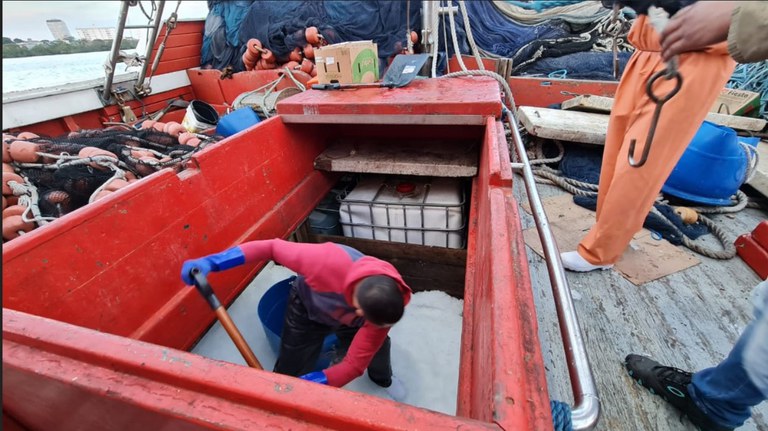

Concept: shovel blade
[[382, 54, 430, 88]]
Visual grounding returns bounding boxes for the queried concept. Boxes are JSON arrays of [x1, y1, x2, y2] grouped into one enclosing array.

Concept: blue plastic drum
[[257, 277, 339, 371]]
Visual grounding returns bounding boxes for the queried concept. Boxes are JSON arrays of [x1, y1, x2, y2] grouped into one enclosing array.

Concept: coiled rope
[[551, 400, 573, 431]]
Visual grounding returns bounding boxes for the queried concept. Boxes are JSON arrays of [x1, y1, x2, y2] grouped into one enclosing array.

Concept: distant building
[[46, 19, 72, 40], [76, 27, 117, 41]]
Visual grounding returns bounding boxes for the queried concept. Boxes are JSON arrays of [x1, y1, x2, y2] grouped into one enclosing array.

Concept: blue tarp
[[200, 0, 626, 80]]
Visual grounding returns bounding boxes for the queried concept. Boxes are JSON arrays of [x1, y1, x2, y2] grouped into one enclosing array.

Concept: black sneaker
[[624, 354, 733, 431]]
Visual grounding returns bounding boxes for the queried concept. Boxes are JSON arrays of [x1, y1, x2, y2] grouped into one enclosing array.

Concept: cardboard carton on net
[[314, 41, 379, 85]]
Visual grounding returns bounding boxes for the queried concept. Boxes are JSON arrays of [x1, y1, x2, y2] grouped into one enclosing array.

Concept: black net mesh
[[7, 128, 215, 221]]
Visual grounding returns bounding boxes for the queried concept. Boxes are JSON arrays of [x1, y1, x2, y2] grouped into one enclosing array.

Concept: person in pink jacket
[[181, 239, 412, 400]]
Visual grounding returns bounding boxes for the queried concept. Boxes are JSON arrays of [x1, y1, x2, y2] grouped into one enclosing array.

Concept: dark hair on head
[[356, 275, 404, 326]]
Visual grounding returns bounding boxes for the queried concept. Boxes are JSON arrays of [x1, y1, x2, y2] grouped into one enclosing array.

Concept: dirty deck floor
[[516, 178, 768, 431]]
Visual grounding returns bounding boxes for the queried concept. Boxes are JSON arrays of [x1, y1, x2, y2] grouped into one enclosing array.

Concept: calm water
[[2, 50, 139, 94]]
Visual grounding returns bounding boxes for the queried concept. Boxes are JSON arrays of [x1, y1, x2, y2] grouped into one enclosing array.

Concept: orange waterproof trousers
[[578, 16, 736, 265]]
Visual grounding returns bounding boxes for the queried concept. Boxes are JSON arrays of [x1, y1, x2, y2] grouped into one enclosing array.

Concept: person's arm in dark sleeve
[[727, 3, 768, 63]]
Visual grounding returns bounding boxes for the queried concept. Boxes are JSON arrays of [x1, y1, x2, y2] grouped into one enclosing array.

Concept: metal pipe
[[101, 1, 131, 102], [135, 0, 167, 92], [505, 108, 600, 430], [421, 0, 436, 53]]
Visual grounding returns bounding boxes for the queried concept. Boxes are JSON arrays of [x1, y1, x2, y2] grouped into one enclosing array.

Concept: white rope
[[442, 69, 517, 112], [446, 0, 468, 72], [430, 0, 441, 77], [458, 0, 484, 70], [740, 141, 760, 184]]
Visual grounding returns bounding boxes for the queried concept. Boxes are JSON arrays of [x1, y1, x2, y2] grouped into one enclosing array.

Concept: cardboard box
[[710, 88, 761, 117], [314, 41, 379, 85]]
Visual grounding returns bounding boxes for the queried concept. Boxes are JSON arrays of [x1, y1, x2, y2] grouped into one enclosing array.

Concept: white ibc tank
[[339, 175, 465, 248]]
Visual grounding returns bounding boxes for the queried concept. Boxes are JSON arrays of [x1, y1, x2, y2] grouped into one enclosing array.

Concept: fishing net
[[3, 127, 219, 240]]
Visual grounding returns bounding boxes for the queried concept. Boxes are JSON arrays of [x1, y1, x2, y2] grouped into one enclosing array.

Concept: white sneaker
[[383, 375, 407, 402], [560, 251, 613, 272]]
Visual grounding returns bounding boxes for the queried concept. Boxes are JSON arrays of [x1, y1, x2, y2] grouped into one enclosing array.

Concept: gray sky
[[2, 1, 210, 41]]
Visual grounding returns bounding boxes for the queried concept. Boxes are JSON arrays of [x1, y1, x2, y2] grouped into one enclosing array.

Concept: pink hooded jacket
[[240, 239, 412, 387]]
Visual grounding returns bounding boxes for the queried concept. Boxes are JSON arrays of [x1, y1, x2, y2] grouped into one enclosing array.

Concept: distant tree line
[[2, 37, 139, 58]]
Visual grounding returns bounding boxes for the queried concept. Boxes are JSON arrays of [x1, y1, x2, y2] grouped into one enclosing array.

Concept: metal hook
[[628, 68, 683, 168]]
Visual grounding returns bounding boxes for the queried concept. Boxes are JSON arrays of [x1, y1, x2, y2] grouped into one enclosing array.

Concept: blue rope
[[726, 61, 768, 120], [551, 400, 573, 431], [548, 69, 568, 79]]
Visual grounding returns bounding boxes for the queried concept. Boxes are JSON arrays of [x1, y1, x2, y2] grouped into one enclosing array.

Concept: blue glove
[[299, 371, 328, 385], [180, 246, 246, 285]]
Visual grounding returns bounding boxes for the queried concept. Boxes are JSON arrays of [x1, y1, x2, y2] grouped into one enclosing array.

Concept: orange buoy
[[78, 147, 118, 170], [8, 141, 41, 163], [305, 27, 320, 45], [244, 49, 259, 64], [2, 142, 11, 163], [141, 120, 157, 130], [16, 132, 39, 140], [2, 214, 35, 240], [260, 48, 275, 63], [304, 44, 315, 59], [298, 58, 312, 74], [2, 172, 24, 195], [104, 179, 130, 192], [410, 31, 419, 44], [289, 47, 303, 62], [283, 61, 300, 70], [2, 204, 27, 218], [247, 38, 265, 56], [185, 138, 202, 148]]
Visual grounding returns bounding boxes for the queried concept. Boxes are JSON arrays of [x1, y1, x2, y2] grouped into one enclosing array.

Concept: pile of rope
[[2, 126, 219, 242], [726, 61, 768, 120], [448, 0, 634, 81]]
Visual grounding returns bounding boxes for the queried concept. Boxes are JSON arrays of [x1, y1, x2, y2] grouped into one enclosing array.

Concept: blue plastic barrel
[[662, 121, 750, 206], [216, 107, 261, 137], [257, 277, 339, 371]]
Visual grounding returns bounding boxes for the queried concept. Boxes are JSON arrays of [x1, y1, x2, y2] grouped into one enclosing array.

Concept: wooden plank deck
[[514, 179, 768, 430]]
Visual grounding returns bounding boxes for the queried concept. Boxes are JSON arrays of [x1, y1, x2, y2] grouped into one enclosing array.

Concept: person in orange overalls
[[560, 0, 736, 272]]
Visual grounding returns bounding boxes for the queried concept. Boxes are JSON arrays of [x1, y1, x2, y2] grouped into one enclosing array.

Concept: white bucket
[[182, 100, 219, 133]]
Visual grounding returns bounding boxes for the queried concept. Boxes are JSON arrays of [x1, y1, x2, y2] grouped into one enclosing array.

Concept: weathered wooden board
[[314, 139, 479, 177], [561, 95, 766, 132], [513, 178, 768, 431], [517, 106, 609, 145], [746, 140, 768, 199]]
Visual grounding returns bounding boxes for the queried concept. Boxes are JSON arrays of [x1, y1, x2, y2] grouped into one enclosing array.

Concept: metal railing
[[101, 0, 166, 104], [505, 107, 601, 431]]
